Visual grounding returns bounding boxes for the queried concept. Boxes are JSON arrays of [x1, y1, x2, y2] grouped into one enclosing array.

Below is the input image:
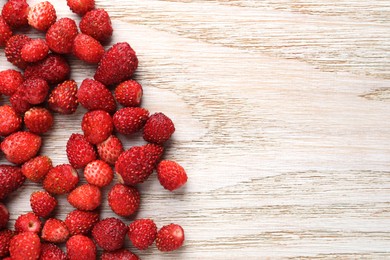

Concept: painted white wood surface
[[1, 0, 390, 259]]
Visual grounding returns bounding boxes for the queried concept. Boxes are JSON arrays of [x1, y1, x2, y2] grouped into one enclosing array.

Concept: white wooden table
[[1, 0, 390, 259]]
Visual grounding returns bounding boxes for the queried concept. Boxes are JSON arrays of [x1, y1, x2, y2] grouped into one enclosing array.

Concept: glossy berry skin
[[114, 80, 143, 107], [1, 131, 42, 164], [0, 105, 22, 136], [128, 219, 157, 250], [9, 232, 41, 260], [0, 17, 12, 47], [67, 0, 95, 16], [5, 35, 31, 69], [0, 165, 25, 201], [80, 9, 113, 42], [0, 229, 13, 258], [82, 110, 114, 145], [28, 1, 57, 31], [101, 249, 139, 260], [92, 217, 128, 251], [22, 156, 52, 183], [48, 80, 79, 115], [156, 223, 185, 252], [108, 184, 140, 217], [24, 107, 54, 135], [10, 91, 31, 115], [14, 212, 42, 233], [66, 134, 97, 169], [43, 164, 79, 195], [21, 78, 50, 105], [84, 160, 114, 188], [64, 210, 99, 236], [113, 107, 149, 135], [41, 218, 70, 243], [96, 135, 124, 165], [46, 18, 78, 54], [0, 69, 24, 96], [67, 184, 102, 211], [1, 0, 29, 28], [157, 160, 188, 191], [0, 203, 10, 230], [66, 234, 96, 260], [30, 191, 57, 218], [143, 112, 175, 144], [73, 33, 105, 64], [21, 38, 50, 62], [40, 243, 67, 260]]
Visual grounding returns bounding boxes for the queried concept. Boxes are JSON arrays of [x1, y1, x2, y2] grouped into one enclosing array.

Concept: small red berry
[[82, 110, 113, 145], [66, 133, 97, 169], [80, 9, 113, 42], [114, 80, 143, 107], [30, 190, 57, 218], [0, 69, 23, 96], [64, 210, 99, 236], [43, 164, 79, 195], [0, 17, 12, 47], [5, 34, 31, 69], [84, 160, 114, 188], [0, 105, 22, 136], [67, 0, 95, 16], [156, 223, 185, 252], [128, 219, 157, 250], [9, 232, 41, 260], [101, 249, 139, 260], [1, 0, 29, 28], [108, 184, 140, 217], [46, 18, 78, 54], [73, 33, 105, 64], [40, 243, 67, 260], [14, 212, 42, 233], [67, 184, 102, 211], [0, 229, 13, 258], [24, 107, 54, 134], [48, 80, 79, 114], [157, 160, 188, 191], [21, 38, 49, 62], [66, 235, 96, 260], [113, 107, 149, 135], [28, 1, 57, 31], [22, 156, 52, 183], [92, 217, 128, 251], [96, 135, 124, 165], [0, 165, 25, 201], [41, 218, 70, 243], [9, 91, 31, 115], [143, 112, 175, 144], [1, 131, 42, 164], [21, 78, 50, 105]]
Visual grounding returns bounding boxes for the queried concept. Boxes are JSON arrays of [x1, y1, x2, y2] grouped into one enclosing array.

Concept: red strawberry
[[9, 91, 31, 115], [73, 33, 105, 64], [40, 243, 67, 260], [0, 230, 13, 258], [115, 144, 164, 185], [28, 1, 57, 31], [24, 107, 54, 134], [77, 78, 116, 114], [82, 110, 113, 144], [0, 105, 22, 136], [66, 134, 97, 169], [143, 113, 175, 144], [108, 184, 140, 217], [66, 235, 96, 260], [43, 164, 79, 195], [0, 203, 10, 229], [41, 218, 69, 243], [96, 135, 124, 165], [0, 16, 12, 47], [113, 107, 149, 135], [0, 69, 23, 96], [80, 9, 113, 42], [128, 219, 157, 250], [1, 131, 42, 164], [67, 0, 95, 16], [24, 54, 70, 85], [157, 160, 188, 191], [9, 232, 41, 260], [156, 223, 185, 252], [84, 160, 113, 187], [20, 38, 49, 62], [22, 156, 52, 183], [30, 191, 57, 218], [64, 210, 99, 236], [20, 78, 50, 105], [67, 184, 101, 211], [92, 218, 128, 251], [101, 249, 139, 260], [48, 80, 78, 114], [114, 80, 143, 107], [14, 212, 42, 233], [1, 0, 29, 28], [0, 165, 25, 200], [46, 18, 78, 54], [94, 42, 138, 86], [5, 34, 31, 69]]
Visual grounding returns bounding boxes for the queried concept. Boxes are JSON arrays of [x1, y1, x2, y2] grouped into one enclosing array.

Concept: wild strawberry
[[0, 203, 10, 229], [20, 38, 49, 62], [66, 235, 96, 260], [128, 218, 157, 250], [14, 212, 42, 233], [40, 243, 67, 260], [30, 191, 57, 218], [41, 218, 70, 243], [101, 249, 140, 260], [114, 80, 143, 107], [115, 144, 164, 185], [96, 135, 124, 165], [0, 165, 25, 200], [46, 18, 78, 54], [84, 160, 113, 187], [22, 156, 52, 183], [73, 34, 105, 64], [5, 34, 31, 69], [143, 113, 175, 144], [24, 107, 54, 134], [48, 80, 78, 114], [43, 164, 79, 195], [157, 160, 188, 191], [0, 230, 13, 258], [1, 131, 41, 164], [1, 0, 29, 28], [80, 9, 113, 42], [0, 105, 22, 136], [64, 210, 99, 236], [0, 17, 12, 47], [0, 69, 23, 96], [66, 134, 97, 169], [92, 218, 128, 251], [67, 184, 101, 211], [20, 78, 50, 105], [82, 110, 113, 145], [108, 184, 140, 217], [67, 0, 95, 16], [9, 91, 31, 114], [113, 107, 149, 135], [9, 232, 41, 260], [94, 42, 138, 86], [156, 223, 185, 252], [28, 1, 57, 31], [77, 79, 116, 114], [24, 54, 70, 85]]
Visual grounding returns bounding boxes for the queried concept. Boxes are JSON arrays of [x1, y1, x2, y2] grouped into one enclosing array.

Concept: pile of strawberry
[[0, 0, 188, 259]]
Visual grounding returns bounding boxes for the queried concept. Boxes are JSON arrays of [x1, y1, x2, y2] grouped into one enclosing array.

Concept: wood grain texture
[[1, 0, 390, 259]]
